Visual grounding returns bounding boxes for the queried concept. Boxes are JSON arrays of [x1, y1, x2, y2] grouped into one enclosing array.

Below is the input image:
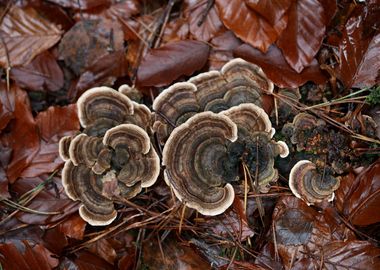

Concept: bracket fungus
[[289, 160, 340, 205], [153, 58, 274, 143], [59, 86, 159, 226], [162, 103, 288, 216]]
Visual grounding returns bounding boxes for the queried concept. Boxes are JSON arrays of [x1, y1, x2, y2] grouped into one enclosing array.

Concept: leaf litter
[[0, 1, 379, 269]]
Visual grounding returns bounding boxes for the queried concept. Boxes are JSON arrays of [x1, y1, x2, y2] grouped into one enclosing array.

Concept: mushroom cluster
[[59, 86, 159, 226], [154, 59, 288, 216], [153, 58, 274, 144], [162, 104, 289, 215]]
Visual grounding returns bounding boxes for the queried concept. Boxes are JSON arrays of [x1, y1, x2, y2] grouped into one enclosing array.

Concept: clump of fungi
[[59, 86, 159, 226]]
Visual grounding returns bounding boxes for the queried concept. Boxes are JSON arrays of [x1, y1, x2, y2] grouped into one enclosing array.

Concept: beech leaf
[[136, 40, 209, 87], [0, 6, 62, 67]]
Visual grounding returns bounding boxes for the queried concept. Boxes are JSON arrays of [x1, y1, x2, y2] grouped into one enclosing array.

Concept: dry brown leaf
[[0, 6, 62, 68], [234, 43, 327, 88], [185, 0, 225, 42], [0, 81, 16, 132], [136, 40, 210, 87], [277, 0, 326, 73], [215, 0, 282, 52], [10, 51, 64, 92]]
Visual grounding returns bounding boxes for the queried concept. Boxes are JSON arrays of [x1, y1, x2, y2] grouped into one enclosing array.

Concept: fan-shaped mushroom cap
[[77, 87, 134, 128], [162, 112, 238, 216], [153, 58, 273, 143], [289, 160, 340, 205], [103, 124, 160, 188], [59, 135, 74, 161], [62, 161, 117, 226]]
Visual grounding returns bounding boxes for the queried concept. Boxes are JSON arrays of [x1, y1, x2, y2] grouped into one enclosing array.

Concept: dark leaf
[[234, 43, 327, 88], [0, 240, 58, 270], [58, 19, 124, 76], [88, 238, 117, 265], [47, 0, 111, 10], [59, 214, 86, 240], [136, 40, 209, 87], [277, 0, 326, 73], [10, 51, 64, 92], [340, 160, 380, 226], [0, 6, 62, 67], [0, 81, 16, 132], [215, 0, 283, 52], [14, 175, 79, 225], [245, 0, 292, 28], [209, 30, 242, 70]]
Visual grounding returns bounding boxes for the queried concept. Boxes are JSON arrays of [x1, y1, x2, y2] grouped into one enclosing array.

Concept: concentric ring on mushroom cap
[[162, 112, 238, 216], [77, 87, 134, 128], [62, 161, 117, 226], [103, 124, 160, 188], [289, 160, 340, 205]]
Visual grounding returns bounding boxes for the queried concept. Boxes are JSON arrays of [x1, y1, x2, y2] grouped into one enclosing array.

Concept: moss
[[366, 86, 380, 105]]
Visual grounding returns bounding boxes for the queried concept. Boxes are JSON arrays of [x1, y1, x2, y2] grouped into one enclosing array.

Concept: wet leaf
[[322, 240, 380, 269], [60, 251, 114, 270], [58, 19, 124, 76], [142, 237, 211, 270], [209, 30, 242, 70], [234, 43, 327, 88], [0, 240, 59, 270], [336, 5, 380, 88], [0, 81, 16, 132], [2, 86, 40, 183], [215, 0, 282, 52], [185, 0, 225, 42], [245, 0, 292, 27], [59, 214, 86, 240], [88, 238, 117, 265], [47, 0, 111, 10], [277, 0, 326, 73], [0, 6, 62, 67], [13, 175, 79, 225], [136, 40, 210, 87], [340, 160, 380, 226], [10, 51, 64, 92]]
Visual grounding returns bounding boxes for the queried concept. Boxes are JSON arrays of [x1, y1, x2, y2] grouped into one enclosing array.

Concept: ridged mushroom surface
[[162, 104, 288, 215], [59, 86, 159, 226], [153, 58, 274, 144], [289, 160, 340, 205]]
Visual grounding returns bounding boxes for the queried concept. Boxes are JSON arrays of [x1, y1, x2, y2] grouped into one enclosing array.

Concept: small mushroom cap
[[59, 135, 73, 161], [162, 112, 238, 215], [77, 87, 134, 128], [289, 160, 340, 205], [62, 161, 117, 226], [68, 134, 104, 167], [118, 84, 143, 102]]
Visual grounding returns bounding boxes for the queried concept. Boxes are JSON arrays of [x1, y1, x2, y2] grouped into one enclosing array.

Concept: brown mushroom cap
[[59, 135, 74, 161], [289, 160, 340, 205], [162, 112, 237, 216], [153, 58, 273, 143], [221, 104, 289, 191], [62, 161, 117, 226]]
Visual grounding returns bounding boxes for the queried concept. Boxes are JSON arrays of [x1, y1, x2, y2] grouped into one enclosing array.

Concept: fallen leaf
[[136, 40, 209, 87], [59, 214, 86, 240], [337, 5, 380, 88], [14, 175, 79, 225], [0, 6, 62, 67], [185, 0, 225, 42], [47, 0, 111, 10], [58, 19, 124, 76], [88, 238, 117, 265], [142, 237, 211, 270], [245, 0, 292, 27], [0, 240, 59, 270], [0, 81, 16, 132], [322, 240, 380, 269], [2, 86, 40, 183], [215, 0, 282, 52], [340, 160, 380, 226], [76, 50, 129, 96], [234, 43, 327, 88], [10, 51, 64, 92], [277, 0, 326, 73], [209, 30, 242, 70], [162, 18, 189, 44], [60, 251, 114, 270]]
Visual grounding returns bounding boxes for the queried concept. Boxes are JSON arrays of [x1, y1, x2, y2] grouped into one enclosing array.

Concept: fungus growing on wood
[[59, 86, 159, 225], [289, 160, 340, 205], [162, 104, 288, 215], [153, 58, 274, 143]]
